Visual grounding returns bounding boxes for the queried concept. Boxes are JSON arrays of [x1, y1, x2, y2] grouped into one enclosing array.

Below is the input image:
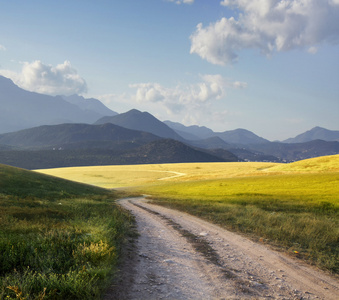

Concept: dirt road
[[110, 197, 339, 299]]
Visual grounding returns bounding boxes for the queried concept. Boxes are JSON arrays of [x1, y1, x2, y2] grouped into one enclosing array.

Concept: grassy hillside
[[0, 164, 134, 299], [267, 154, 339, 173]]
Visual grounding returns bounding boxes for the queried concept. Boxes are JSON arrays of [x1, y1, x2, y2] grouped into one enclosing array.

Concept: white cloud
[[128, 75, 246, 124], [130, 74, 231, 109], [167, 0, 194, 4], [191, 0, 339, 65], [0, 60, 87, 95], [0, 44, 6, 51]]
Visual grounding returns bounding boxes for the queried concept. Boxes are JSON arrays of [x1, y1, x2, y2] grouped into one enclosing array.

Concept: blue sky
[[1, 0, 338, 140]]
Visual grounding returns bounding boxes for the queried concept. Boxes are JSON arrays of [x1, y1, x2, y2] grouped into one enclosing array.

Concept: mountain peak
[[94, 110, 183, 140], [216, 128, 270, 145], [284, 127, 339, 143]]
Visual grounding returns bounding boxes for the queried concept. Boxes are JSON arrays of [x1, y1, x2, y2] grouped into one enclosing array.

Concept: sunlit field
[[37, 155, 339, 273], [37, 161, 280, 188]]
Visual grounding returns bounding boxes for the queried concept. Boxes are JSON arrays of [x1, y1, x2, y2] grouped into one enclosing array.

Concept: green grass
[[0, 164, 135, 300], [131, 172, 339, 273]]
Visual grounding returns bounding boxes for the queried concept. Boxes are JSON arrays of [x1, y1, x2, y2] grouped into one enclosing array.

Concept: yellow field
[[36, 154, 339, 189], [36, 162, 278, 188]]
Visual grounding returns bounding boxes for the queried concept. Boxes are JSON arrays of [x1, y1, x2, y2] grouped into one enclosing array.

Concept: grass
[[0, 164, 135, 299], [37, 155, 339, 273]]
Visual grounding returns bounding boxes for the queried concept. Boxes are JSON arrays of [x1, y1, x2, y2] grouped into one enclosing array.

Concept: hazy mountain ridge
[[0, 76, 117, 134], [284, 127, 339, 143], [165, 121, 270, 145], [164, 121, 215, 140], [62, 94, 118, 117], [95, 109, 184, 141]]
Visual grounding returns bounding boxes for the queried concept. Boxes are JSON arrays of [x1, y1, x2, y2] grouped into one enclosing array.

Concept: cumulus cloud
[[0, 44, 6, 51], [0, 60, 87, 95], [129, 74, 246, 115], [96, 75, 246, 128], [191, 0, 339, 65]]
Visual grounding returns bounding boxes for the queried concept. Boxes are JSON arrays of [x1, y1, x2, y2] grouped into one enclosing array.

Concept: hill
[[0, 75, 116, 134], [0, 139, 231, 169], [95, 109, 184, 140], [120, 139, 229, 164], [284, 127, 339, 143], [267, 154, 339, 173], [0, 163, 107, 197], [0, 123, 159, 149]]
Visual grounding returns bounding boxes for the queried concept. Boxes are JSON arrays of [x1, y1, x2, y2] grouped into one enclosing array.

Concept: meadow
[[38, 155, 339, 274], [0, 164, 135, 299]]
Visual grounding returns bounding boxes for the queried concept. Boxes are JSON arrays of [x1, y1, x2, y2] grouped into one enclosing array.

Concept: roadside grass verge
[[131, 172, 339, 273], [0, 164, 135, 299]]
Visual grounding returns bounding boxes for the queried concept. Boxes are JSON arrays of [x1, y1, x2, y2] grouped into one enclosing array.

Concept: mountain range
[[0, 123, 235, 169], [0, 76, 117, 134], [0, 75, 338, 168]]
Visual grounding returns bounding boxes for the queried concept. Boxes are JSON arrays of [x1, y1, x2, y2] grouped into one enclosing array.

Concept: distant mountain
[[62, 94, 117, 117], [215, 129, 270, 145], [95, 109, 184, 140], [164, 121, 215, 140], [165, 121, 269, 145], [284, 127, 339, 143], [0, 123, 160, 149], [187, 136, 229, 149], [0, 76, 116, 134]]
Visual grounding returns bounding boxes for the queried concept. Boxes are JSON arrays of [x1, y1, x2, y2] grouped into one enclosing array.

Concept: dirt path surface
[[114, 197, 339, 300]]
